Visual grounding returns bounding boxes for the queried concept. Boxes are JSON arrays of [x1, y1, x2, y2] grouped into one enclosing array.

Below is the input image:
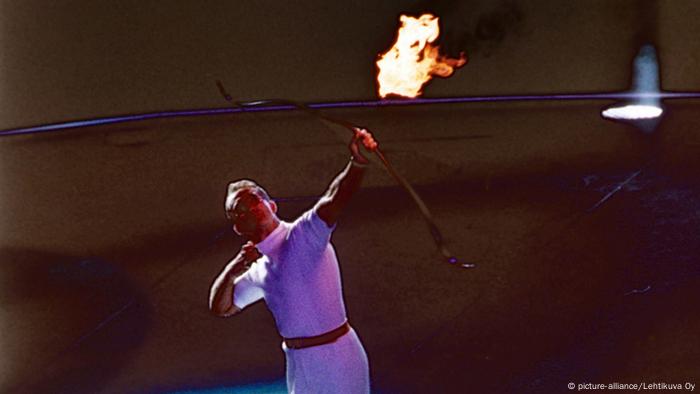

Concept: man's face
[[228, 189, 277, 237]]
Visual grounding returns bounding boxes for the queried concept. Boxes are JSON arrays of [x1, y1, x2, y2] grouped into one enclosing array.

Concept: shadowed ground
[[2, 168, 698, 393], [1, 104, 698, 392]]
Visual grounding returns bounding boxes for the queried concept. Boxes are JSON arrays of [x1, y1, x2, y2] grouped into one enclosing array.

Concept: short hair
[[224, 179, 271, 218]]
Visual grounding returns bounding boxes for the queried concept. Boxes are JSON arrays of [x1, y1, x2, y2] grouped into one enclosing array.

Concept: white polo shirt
[[233, 207, 348, 339]]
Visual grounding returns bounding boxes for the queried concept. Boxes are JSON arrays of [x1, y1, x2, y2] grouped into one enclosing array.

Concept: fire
[[376, 13, 467, 99]]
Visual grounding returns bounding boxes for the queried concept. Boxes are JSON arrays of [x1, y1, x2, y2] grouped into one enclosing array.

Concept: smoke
[[411, 0, 526, 58]]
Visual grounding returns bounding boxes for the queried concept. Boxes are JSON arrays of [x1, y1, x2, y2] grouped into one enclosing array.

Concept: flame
[[376, 14, 467, 99]]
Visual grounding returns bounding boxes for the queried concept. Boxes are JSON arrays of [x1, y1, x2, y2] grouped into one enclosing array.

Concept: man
[[209, 127, 378, 393]]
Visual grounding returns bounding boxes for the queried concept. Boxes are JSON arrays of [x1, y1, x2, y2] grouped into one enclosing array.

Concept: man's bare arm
[[208, 241, 258, 317], [316, 128, 378, 227], [209, 265, 241, 317]]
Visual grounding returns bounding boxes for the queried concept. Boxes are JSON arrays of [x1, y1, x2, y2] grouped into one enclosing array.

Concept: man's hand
[[230, 241, 261, 276], [349, 127, 378, 165]]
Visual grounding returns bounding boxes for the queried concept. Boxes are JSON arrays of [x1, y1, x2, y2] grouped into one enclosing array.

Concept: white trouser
[[282, 327, 370, 394]]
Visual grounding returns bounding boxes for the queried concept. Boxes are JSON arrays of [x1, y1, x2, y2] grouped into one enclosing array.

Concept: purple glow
[[2, 91, 700, 137]]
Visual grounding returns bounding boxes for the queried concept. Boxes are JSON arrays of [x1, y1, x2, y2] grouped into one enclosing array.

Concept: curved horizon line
[[2, 91, 699, 137]]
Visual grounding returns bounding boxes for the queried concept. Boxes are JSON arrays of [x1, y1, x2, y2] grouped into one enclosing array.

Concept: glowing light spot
[[601, 45, 664, 131], [601, 104, 663, 120]]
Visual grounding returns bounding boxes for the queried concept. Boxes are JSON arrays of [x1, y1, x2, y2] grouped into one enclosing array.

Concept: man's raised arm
[[316, 128, 378, 227]]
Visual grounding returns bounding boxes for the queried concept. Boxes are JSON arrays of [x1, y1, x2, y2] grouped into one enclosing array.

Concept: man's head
[[224, 179, 279, 240]]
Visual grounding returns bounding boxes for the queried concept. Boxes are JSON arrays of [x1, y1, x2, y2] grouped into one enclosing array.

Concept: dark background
[[1, 1, 699, 393]]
